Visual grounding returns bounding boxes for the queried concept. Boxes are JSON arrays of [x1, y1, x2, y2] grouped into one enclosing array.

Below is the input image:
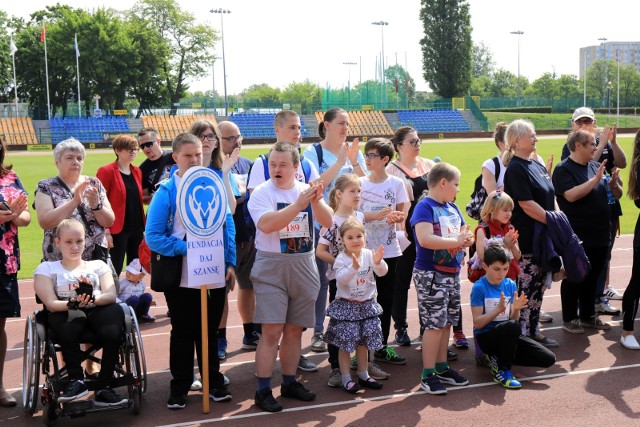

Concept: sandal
[[358, 377, 383, 390], [343, 380, 361, 394]]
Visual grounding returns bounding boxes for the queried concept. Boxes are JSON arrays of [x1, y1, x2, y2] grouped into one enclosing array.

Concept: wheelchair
[[22, 303, 147, 423]]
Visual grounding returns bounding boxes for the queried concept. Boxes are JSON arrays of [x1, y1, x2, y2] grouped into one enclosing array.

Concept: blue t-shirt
[[410, 196, 466, 273], [470, 276, 518, 335], [231, 156, 252, 243]]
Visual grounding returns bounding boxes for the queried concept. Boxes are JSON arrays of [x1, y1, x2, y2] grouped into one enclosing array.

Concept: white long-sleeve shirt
[[334, 249, 388, 301]]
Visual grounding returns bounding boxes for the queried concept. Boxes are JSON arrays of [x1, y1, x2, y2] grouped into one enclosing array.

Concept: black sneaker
[[281, 381, 316, 401], [447, 349, 458, 361], [242, 331, 260, 350], [420, 373, 447, 395], [209, 386, 232, 402], [395, 328, 411, 346], [374, 347, 407, 365], [57, 380, 88, 403], [167, 393, 187, 410], [437, 368, 469, 386], [94, 388, 128, 407], [254, 388, 282, 413]]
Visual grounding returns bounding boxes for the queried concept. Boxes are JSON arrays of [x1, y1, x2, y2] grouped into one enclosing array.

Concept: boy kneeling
[[471, 243, 556, 389]]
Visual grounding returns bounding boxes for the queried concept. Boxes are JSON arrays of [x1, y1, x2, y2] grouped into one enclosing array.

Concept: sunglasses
[[139, 141, 154, 150], [575, 118, 593, 125]]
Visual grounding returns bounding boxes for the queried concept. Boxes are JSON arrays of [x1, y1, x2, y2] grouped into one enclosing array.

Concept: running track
[[1, 235, 639, 426]]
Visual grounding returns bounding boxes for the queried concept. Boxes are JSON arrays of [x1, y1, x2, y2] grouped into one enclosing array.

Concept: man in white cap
[[118, 258, 156, 322], [561, 107, 627, 315]]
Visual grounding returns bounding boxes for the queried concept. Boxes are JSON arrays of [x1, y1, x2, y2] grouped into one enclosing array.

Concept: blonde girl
[[324, 218, 387, 394]]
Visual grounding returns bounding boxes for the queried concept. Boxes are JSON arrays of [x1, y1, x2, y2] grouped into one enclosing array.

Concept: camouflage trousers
[[413, 269, 460, 330]]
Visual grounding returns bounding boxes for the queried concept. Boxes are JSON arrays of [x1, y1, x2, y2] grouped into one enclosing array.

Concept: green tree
[[132, 0, 217, 114], [280, 80, 322, 111], [555, 74, 581, 100], [241, 83, 281, 107], [384, 64, 416, 106], [472, 41, 494, 78], [488, 68, 517, 97], [469, 75, 491, 97], [531, 73, 558, 99], [0, 11, 15, 102], [419, 0, 472, 97]]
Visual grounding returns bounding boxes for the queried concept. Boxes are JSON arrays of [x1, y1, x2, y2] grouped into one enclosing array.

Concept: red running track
[[1, 235, 639, 426]]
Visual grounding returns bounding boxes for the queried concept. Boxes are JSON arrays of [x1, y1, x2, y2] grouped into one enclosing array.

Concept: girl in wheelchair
[[33, 218, 128, 406]]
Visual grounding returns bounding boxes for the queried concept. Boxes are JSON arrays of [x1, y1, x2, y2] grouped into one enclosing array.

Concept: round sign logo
[[177, 166, 227, 238]]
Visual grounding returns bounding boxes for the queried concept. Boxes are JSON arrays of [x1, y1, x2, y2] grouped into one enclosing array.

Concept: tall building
[[579, 41, 640, 78]]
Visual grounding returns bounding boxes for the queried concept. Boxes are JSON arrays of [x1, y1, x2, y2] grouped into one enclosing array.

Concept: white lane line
[[156, 362, 640, 427]]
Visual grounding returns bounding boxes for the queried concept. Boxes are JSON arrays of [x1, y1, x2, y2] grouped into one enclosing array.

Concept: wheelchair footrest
[[62, 399, 132, 417], [52, 374, 134, 393]]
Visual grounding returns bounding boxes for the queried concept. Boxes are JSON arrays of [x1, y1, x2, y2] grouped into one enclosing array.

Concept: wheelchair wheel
[[22, 315, 40, 415], [130, 309, 147, 393]]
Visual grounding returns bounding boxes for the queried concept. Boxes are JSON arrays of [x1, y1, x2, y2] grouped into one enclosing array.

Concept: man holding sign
[[145, 133, 236, 410], [248, 142, 332, 412]]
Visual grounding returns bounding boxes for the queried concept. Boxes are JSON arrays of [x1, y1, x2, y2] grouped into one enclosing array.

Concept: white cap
[[572, 107, 595, 122], [125, 258, 147, 275]]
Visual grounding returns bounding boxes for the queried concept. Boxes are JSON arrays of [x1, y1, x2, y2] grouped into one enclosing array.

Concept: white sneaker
[[190, 379, 202, 391], [223, 374, 230, 386], [604, 286, 623, 300], [620, 335, 640, 350], [595, 301, 621, 315]]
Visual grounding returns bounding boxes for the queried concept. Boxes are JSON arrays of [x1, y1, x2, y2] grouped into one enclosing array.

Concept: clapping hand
[[373, 245, 384, 265], [222, 147, 240, 175], [386, 210, 406, 224], [496, 291, 507, 314], [504, 229, 519, 249], [347, 138, 360, 165], [512, 291, 528, 310], [351, 252, 361, 270], [457, 224, 474, 248]]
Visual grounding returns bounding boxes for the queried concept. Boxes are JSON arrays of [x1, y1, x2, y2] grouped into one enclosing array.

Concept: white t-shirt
[[481, 156, 505, 190], [248, 180, 314, 253], [334, 249, 388, 301], [357, 175, 410, 258], [247, 156, 319, 190], [318, 211, 365, 280], [34, 260, 110, 300]]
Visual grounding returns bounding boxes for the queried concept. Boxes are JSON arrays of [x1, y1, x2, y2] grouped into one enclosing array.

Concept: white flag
[[74, 34, 80, 58], [9, 36, 17, 57]]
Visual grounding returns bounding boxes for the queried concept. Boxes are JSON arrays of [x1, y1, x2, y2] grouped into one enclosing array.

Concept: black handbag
[[150, 251, 183, 292]]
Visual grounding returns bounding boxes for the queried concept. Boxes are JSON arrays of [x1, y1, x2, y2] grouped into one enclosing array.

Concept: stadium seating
[[396, 109, 470, 133], [228, 113, 310, 139], [313, 110, 393, 137], [141, 115, 219, 142], [49, 116, 130, 144], [0, 117, 38, 145]]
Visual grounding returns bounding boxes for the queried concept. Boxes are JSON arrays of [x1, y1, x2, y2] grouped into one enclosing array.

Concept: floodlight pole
[[343, 62, 357, 108], [598, 37, 608, 107], [211, 9, 230, 116], [510, 31, 524, 107], [372, 21, 388, 108]]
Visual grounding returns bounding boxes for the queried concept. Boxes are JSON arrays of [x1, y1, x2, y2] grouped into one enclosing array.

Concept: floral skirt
[[324, 298, 384, 353]]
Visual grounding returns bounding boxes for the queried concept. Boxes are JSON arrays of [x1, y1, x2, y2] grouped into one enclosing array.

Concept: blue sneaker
[[217, 338, 228, 360], [242, 331, 260, 350], [493, 369, 522, 389], [420, 373, 447, 395]]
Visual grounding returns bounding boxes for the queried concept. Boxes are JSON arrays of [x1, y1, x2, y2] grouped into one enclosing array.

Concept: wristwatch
[[91, 202, 103, 211]]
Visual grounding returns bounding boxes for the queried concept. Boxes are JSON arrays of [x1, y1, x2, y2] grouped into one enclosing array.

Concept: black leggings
[[623, 246, 640, 331], [561, 246, 608, 322], [48, 304, 124, 388], [475, 320, 556, 370], [110, 228, 145, 276], [392, 244, 414, 331], [376, 257, 399, 347]]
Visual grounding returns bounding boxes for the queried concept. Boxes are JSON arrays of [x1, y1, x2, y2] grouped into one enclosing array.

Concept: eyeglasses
[[363, 153, 383, 160], [401, 138, 421, 147], [199, 133, 217, 142], [222, 135, 243, 144], [139, 141, 154, 150], [575, 118, 594, 125], [129, 148, 139, 154]]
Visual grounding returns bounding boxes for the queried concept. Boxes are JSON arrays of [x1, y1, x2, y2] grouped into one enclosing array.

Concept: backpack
[[465, 157, 501, 220], [242, 146, 318, 237]]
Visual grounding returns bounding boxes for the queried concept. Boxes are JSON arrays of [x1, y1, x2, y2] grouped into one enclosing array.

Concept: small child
[[324, 218, 388, 394], [410, 162, 474, 395], [467, 190, 521, 282], [471, 243, 555, 389], [118, 258, 156, 323]]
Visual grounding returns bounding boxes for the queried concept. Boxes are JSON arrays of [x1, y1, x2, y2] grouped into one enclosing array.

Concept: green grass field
[[483, 112, 640, 131], [10, 135, 637, 278]]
